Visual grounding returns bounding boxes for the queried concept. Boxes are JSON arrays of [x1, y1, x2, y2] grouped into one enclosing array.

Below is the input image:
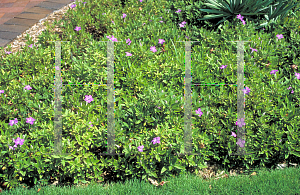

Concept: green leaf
[[20, 171, 26, 176], [63, 155, 74, 160], [285, 153, 289, 159], [174, 164, 185, 170], [161, 166, 167, 174], [51, 155, 61, 159], [135, 120, 142, 124], [186, 155, 196, 166], [149, 172, 158, 178], [290, 151, 300, 158], [155, 154, 161, 162]]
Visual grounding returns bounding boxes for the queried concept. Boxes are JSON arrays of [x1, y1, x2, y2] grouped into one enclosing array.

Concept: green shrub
[[0, 0, 299, 191]]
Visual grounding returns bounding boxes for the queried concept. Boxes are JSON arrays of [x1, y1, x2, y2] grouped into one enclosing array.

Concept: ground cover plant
[[0, 0, 300, 193]]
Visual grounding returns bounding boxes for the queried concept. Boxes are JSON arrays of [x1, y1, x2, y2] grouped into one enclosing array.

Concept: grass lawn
[[1, 164, 300, 194]]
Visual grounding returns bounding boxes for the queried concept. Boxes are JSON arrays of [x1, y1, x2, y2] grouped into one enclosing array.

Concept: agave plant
[[257, 0, 300, 30], [198, 0, 300, 30]]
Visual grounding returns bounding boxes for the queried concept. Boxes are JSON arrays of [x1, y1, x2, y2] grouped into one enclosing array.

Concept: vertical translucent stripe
[[184, 41, 192, 155], [107, 40, 115, 155], [54, 41, 63, 155], [236, 41, 247, 155]]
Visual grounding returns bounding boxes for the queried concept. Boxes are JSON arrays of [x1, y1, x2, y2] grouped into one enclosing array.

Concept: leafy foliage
[[0, 0, 300, 191]]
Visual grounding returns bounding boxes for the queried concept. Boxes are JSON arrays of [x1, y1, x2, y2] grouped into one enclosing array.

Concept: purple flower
[[270, 70, 279, 75], [287, 86, 294, 93], [24, 85, 32, 90], [138, 145, 144, 152], [122, 13, 127, 19], [74, 26, 81, 31], [88, 121, 93, 129], [71, 4, 76, 9], [84, 95, 94, 103], [8, 137, 24, 150], [0, 90, 4, 94], [150, 46, 157, 53], [236, 138, 245, 147], [236, 118, 245, 127], [107, 35, 118, 42], [9, 118, 18, 126], [125, 52, 132, 56], [9, 137, 24, 150], [231, 132, 237, 137], [295, 72, 300, 79], [179, 21, 186, 27], [9, 145, 18, 150], [5, 51, 12, 54], [237, 14, 246, 25], [250, 47, 257, 53], [220, 65, 227, 69], [13, 137, 24, 146], [176, 9, 181, 13], [151, 137, 160, 144], [237, 14, 244, 21], [26, 117, 36, 125], [242, 86, 251, 95], [158, 39, 165, 44], [276, 34, 284, 40], [195, 108, 203, 117], [126, 38, 131, 45]]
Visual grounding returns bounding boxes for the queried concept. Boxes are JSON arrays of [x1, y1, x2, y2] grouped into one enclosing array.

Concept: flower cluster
[[1, 3, 298, 159], [1, 84, 96, 150], [237, 14, 246, 25], [228, 13, 299, 149], [137, 137, 160, 152], [237, 7, 276, 25], [8, 137, 24, 151]]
